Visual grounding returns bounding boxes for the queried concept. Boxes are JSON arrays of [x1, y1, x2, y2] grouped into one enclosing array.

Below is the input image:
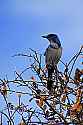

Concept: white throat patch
[[50, 40, 59, 48]]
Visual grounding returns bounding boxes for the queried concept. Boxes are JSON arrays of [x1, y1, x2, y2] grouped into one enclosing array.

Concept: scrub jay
[[42, 34, 62, 90]]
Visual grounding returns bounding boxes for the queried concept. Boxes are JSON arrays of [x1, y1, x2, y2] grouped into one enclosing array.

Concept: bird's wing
[[44, 51, 46, 56], [44, 47, 49, 56], [45, 47, 62, 66]]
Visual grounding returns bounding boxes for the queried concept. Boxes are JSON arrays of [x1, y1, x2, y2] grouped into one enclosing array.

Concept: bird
[[42, 34, 62, 91]]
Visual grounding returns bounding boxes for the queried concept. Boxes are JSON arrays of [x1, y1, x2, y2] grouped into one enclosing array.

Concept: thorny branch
[[0, 46, 83, 125]]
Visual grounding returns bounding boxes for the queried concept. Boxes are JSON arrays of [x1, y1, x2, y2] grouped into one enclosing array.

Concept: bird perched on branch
[[42, 34, 62, 90]]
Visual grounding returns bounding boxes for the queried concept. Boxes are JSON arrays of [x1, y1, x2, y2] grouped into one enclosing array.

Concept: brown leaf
[[36, 96, 46, 107], [1, 85, 7, 96], [74, 68, 83, 83], [18, 121, 26, 125], [61, 94, 66, 102], [70, 102, 82, 112]]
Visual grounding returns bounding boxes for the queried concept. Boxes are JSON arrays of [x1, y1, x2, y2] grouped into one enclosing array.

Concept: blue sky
[[0, 1, 83, 124], [0, 0, 83, 77]]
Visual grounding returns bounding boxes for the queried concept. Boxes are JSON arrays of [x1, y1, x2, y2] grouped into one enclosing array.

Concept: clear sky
[[0, 1, 83, 124], [0, 0, 83, 77]]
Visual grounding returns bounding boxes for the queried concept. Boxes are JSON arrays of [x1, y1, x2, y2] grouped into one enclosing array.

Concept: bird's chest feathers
[[45, 47, 62, 65]]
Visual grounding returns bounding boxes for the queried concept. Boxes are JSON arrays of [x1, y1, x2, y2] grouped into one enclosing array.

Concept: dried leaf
[[63, 87, 68, 93], [74, 68, 83, 83], [18, 121, 26, 125], [76, 89, 82, 103], [1, 85, 7, 96], [70, 102, 82, 112], [31, 76, 35, 81], [36, 96, 46, 107], [61, 94, 66, 102]]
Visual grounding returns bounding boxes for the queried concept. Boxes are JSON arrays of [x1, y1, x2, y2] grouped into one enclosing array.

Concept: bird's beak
[[42, 35, 47, 38]]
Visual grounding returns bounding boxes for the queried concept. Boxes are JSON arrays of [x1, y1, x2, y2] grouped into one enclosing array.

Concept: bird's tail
[[47, 65, 54, 90]]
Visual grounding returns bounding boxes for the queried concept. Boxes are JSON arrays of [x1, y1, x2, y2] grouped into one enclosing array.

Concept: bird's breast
[[45, 47, 62, 66]]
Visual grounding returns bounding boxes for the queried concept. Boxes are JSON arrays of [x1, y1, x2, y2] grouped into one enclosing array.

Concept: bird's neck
[[50, 41, 59, 48]]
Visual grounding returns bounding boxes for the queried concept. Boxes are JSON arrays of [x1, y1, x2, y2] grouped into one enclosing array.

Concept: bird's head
[[42, 33, 61, 47]]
